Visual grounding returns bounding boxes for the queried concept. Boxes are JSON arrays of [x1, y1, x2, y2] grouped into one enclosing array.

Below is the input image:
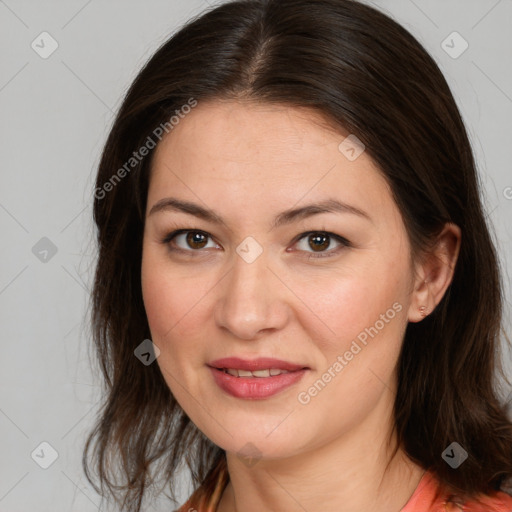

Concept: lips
[[208, 357, 309, 399]]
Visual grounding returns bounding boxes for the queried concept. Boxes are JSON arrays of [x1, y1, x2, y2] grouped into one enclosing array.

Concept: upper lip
[[208, 357, 308, 372]]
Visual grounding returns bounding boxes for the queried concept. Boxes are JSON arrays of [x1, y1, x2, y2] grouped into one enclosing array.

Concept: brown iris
[[308, 233, 330, 251], [186, 231, 208, 249]]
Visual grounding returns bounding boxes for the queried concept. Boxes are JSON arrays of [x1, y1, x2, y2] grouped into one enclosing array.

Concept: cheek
[[293, 271, 408, 433], [294, 257, 409, 352], [141, 255, 208, 398], [141, 269, 179, 339], [141, 252, 211, 341]]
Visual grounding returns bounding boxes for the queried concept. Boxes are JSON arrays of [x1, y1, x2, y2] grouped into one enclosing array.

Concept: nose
[[214, 248, 290, 340]]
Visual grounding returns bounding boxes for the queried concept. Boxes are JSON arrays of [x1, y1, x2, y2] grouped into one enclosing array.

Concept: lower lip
[[209, 367, 308, 399]]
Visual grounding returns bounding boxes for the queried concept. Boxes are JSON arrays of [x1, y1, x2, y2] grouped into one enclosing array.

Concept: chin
[[194, 414, 313, 462]]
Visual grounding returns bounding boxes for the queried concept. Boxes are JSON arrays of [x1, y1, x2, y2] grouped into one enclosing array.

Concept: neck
[[217, 392, 425, 512]]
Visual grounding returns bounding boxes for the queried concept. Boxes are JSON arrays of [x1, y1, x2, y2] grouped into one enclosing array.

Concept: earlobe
[[408, 277, 433, 323], [407, 222, 461, 323]]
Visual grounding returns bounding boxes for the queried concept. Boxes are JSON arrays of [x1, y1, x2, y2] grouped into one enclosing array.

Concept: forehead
[[148, 99, 397, 225], [153, 100, 348, 167]]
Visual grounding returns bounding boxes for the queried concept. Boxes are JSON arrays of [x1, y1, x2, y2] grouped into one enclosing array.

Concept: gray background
[[0, 0, 511, 510]]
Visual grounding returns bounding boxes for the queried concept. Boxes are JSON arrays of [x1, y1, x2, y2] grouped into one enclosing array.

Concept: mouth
[[216, 368, 293, 378], [207, 357, 309, 399], [208, 356, 308, 372]]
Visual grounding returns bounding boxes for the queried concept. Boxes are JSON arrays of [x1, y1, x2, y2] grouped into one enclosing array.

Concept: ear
[[408, 222, 461, 323]]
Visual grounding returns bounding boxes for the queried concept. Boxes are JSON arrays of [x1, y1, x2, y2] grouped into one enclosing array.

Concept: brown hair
[[83, 0, 512, 510]]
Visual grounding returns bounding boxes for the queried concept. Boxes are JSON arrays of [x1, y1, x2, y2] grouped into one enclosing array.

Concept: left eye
[[293, 231, 349, 257]]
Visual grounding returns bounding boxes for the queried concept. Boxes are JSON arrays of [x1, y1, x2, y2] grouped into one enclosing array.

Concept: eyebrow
[[148, 197, 372, 228]]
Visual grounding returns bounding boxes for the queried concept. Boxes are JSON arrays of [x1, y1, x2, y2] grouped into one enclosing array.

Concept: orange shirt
[[400, 471, 512, 511], [176, 466, 512, 512]]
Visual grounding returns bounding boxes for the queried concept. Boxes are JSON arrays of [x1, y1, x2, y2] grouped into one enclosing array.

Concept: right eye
[[162, 229, 221, 253]]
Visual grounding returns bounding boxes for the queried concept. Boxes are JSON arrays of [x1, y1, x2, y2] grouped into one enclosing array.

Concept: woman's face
[[141, 100, 418, 459]]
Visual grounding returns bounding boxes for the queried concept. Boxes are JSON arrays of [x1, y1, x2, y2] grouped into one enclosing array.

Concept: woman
[[83, 0, 512, 511]]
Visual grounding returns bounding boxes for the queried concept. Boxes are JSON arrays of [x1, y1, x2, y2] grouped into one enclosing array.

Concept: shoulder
[[458, 489, 512, 511], [402, 471, 512, 512]]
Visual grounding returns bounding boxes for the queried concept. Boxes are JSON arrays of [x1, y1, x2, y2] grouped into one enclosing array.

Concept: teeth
[[252, 369, 271, 377], [222, 368, 291, 378]]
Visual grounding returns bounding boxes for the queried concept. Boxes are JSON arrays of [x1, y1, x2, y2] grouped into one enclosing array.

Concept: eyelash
[[160, 228, 351, 259]]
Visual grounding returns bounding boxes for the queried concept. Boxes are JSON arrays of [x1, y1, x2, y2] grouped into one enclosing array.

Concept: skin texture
[[141, 100, 461, 512]]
